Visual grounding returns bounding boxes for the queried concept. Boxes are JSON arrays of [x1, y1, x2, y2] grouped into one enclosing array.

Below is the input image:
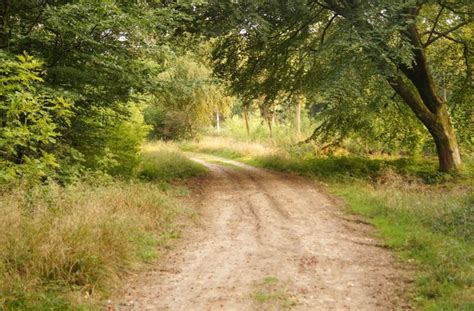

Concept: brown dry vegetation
[[0, 143, 205, 310]]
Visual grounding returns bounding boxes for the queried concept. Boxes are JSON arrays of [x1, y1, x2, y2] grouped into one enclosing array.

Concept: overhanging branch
[[423, 20, 471, 47], [321, 13, 338, 44], [425, 5, 444, 45]]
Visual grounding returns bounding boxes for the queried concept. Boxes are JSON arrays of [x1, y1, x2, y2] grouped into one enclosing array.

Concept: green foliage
[[1, 0, 193, 184], [0, 52, 73, 184], [302, 67, 434, 156], [195, 0, 472, 170], [96, 105, 150, 177], [144, 53, 235, 140], [8, 0, 179, 103]]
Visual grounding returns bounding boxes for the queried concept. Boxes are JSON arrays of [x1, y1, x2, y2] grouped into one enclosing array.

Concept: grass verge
[[137, 142, 208, 183], [184, 136, 473, 310], [0, 142, 207, 310]]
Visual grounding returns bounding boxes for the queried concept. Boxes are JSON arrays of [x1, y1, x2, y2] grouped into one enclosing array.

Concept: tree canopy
[[0, 0, 472, 185], [192, 0, 472, 172], [0, 0, 230, 182]]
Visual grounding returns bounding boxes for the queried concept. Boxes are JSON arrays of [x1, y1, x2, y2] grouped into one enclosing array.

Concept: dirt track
[[114, 154, 408, 310]]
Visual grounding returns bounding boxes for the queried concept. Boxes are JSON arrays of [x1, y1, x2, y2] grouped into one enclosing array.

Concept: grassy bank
[[137, 142, 208, 183], [183, 137, 473, 310], [0, 142, 206, 310]]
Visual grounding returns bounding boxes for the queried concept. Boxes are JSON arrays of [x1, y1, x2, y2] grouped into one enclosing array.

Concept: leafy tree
[[144, 53, 235, 139], [0, 0, 187, 180], [303, 59, 432, 156], [194, 0, 472, 172], [0, 52, 72, 183]]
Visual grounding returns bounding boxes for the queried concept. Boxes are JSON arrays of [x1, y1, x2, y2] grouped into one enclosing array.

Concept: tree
[[0, 0, 187, 179], [194, 0, 472, 172], [0, 52, 73, 183], [144, 53, 235, 139]]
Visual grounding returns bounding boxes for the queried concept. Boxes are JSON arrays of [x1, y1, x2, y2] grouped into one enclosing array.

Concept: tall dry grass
[[0, 180, 191, 310], [180, 136, 279, 159], [138, 142, 208, 182]]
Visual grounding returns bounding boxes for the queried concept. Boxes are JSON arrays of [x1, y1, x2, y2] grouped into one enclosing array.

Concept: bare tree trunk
[[267, 117, 273, 138], [216, 111, 220, 134], [243, 107, 250, 137]]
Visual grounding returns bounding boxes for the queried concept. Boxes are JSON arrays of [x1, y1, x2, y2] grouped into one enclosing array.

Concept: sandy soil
[[111, 154, 409, 310]]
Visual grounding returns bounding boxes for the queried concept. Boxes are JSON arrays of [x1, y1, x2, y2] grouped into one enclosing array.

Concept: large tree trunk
[[389, 21, 462, 172], [388, 75, 461, 172], [431, 106, 461, 171]]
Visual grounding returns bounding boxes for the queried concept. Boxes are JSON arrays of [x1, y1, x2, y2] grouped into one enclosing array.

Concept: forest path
[[114, 154, 408, 310]]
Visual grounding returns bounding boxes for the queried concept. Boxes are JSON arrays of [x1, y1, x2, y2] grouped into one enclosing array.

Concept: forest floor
[[111, 154, 411, 310]]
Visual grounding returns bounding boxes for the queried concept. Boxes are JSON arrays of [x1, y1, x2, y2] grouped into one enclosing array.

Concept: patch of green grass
[[183, 137, 473, 184], [252, 276, 297, 309], [332, 183, 473, 309], [186, 137, 474, 310], [251, 154, 466, 185], [181, 143, 245, 160]]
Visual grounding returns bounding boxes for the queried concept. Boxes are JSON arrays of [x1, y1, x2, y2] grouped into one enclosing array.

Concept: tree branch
[[387, 74, 435, 125], [276, 8, 325, 50], [321, 13, 338, 44], [437, 0, 471, 15], [425, 5, 444, 45], [423, 20, 471, 47]]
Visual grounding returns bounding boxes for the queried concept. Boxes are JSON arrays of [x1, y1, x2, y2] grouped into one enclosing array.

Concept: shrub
[[0, 52, 73, 184]]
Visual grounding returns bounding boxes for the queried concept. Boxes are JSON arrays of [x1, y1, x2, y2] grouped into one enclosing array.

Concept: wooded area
[[1, 0, 472, 182], [0, 0, 472, 310]]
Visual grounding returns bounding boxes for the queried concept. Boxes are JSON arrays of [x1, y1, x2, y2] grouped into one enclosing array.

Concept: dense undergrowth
[[0, 142, 206, 310], [183, 136, 473, 310]]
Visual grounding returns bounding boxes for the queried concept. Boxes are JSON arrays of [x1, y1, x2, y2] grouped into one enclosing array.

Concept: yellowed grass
[[184, 136, 280, 158], [0, 181, 189, 309], [142, 140, 181, 153]]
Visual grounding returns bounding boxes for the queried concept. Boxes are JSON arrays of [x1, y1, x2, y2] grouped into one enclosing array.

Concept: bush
[[0, 52, 73, 184], [71, 104, 150, 179]]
